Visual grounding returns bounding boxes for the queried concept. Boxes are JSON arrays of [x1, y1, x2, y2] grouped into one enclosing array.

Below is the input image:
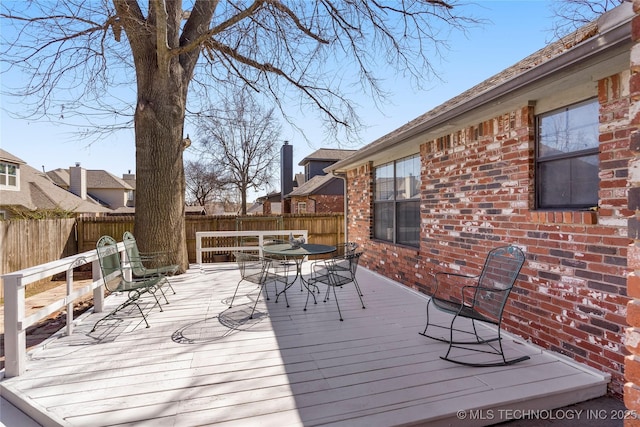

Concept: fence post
[[3, 274, 26, 377]]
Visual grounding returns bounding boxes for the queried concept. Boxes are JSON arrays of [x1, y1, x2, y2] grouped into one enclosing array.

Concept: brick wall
[[626, 0, 640, 420], [348, 74, 632, 396], [290, 195, 344, 213]]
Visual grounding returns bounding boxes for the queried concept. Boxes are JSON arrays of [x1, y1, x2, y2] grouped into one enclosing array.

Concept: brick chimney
[[69, 162, 87, 200], [280, 141, 293, 213]]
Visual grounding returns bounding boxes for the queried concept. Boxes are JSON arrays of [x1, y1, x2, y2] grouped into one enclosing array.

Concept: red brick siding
[[348, 74, 632, 396], [626, 1, 640, 420], [290, 195, 344, 213]]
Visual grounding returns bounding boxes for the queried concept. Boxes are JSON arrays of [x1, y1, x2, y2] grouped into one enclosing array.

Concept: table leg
[[275, 257, 300, 307], [274, 257, 320, 310]]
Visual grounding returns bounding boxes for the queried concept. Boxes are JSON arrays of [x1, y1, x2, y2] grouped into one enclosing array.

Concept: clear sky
[[1, 0, 558, 201]]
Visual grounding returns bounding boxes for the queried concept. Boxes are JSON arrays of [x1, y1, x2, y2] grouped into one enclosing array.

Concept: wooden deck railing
[[3, 230, 311, 378], [0, 244, 126, 378], [195, 230, 308, 264]]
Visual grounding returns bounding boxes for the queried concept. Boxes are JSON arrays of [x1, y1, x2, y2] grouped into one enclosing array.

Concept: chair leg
[[153, 278, 170, 305], [334, 286, 344, 321], [165, 280, 176, 295], [91, 289, 150, 332], [249, 284, 264, 319], [353, 277, 364, 297], [229, 279, 242, 308], [148, 288, 164, 312], [439, 316, 531, 367], [304, 285, 313, 311], [353, 278, 365, 308], [419, 299, 435, 337], [323, 284, 331, 302]]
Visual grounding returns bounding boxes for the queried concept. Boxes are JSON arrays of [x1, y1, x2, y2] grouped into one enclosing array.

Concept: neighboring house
[[122, 170, 136, 207], [251, 146, 354, 215], [300, 148, 357, 182], [246, 201, 264, 215], [288, 174, 344, 214], [185, 205, 206, 215], [289, 148, 356, 214], [47, 164, 135, 212], [257, 192, 282, 215], [327, 4, 634, 397], [0, 149, 109, 218]]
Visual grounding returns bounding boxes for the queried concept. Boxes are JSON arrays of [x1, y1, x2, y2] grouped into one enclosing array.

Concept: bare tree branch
[[549, 0, 625, 39], [1, 0, 483, 266], [195, 90, 281, 214]]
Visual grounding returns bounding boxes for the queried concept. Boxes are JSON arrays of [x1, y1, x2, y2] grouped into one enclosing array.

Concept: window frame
[[0, 162, 19, 190], [535, 98, 599, 210], [373, 154, 421, 247]]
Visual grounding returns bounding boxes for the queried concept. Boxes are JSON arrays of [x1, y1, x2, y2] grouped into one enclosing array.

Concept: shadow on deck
[[0, 263, 609, 426]]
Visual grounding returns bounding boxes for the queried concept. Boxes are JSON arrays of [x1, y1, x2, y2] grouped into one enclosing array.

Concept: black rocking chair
[[420, 245, 530, 367]]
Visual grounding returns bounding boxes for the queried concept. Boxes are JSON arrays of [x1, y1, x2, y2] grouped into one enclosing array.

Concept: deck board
[[1, 263, 609, 426]]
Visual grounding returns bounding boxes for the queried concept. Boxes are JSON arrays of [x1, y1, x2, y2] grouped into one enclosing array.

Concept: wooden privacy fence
[[78, 214, 345, 263], [0, 218, 77, 300], [195, 230, 309, 263], [1, 214, 344, 299]]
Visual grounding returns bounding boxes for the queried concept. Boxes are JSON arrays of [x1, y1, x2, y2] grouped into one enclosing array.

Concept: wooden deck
[[0, 263, 609, 426]]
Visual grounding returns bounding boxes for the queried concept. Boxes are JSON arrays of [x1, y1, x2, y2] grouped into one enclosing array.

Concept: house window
[[536, 98, 599, 209], [0, 162, 18, 189], [298, 202, 307, 213], [374, 154, 420, 247]]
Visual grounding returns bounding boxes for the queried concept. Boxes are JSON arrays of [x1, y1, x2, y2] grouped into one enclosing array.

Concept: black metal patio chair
[[122, 231, 177, 296], [333, 242, 359, 258], [231, 252, 290, 319], [419, 245, 529, 367], [264, 238, 299, 292], [92, 235, 169, 332], [307, 250, 364, 321]]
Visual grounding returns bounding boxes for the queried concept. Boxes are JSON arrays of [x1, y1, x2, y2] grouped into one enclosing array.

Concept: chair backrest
[[334, 242, 359, 258], [474, 245, 525, 319], [233, 252, 267, 283], [96, 235, 124, 292], [331, 250, 363, 280], [347, 250, 362, 277], [123, 231, 147, 276]]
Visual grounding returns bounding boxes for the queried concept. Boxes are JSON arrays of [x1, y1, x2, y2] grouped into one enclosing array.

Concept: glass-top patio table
[[263, 243, 336, 309]]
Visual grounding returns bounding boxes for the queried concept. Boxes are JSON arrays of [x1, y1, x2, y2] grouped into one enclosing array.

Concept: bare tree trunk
[[240, 184, 247, 215], [132, 59, 189, 271]]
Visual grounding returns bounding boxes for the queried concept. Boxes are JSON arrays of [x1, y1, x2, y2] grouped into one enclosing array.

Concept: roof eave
[[328, 4, 633, 173]]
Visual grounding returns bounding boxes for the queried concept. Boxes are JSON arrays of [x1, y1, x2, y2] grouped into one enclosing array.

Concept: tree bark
[[133, 72, 189, 271], [112, 0, 207, 272]]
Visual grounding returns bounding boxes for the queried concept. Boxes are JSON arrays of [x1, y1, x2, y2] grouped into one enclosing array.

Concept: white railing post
[[196, 233, 203, 265], [66, 269, 74, 336], [3, 274, 26, 378], [258, 234, 264, 257], [92, 259, 104, 313], [1, 244, 125, 377]]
